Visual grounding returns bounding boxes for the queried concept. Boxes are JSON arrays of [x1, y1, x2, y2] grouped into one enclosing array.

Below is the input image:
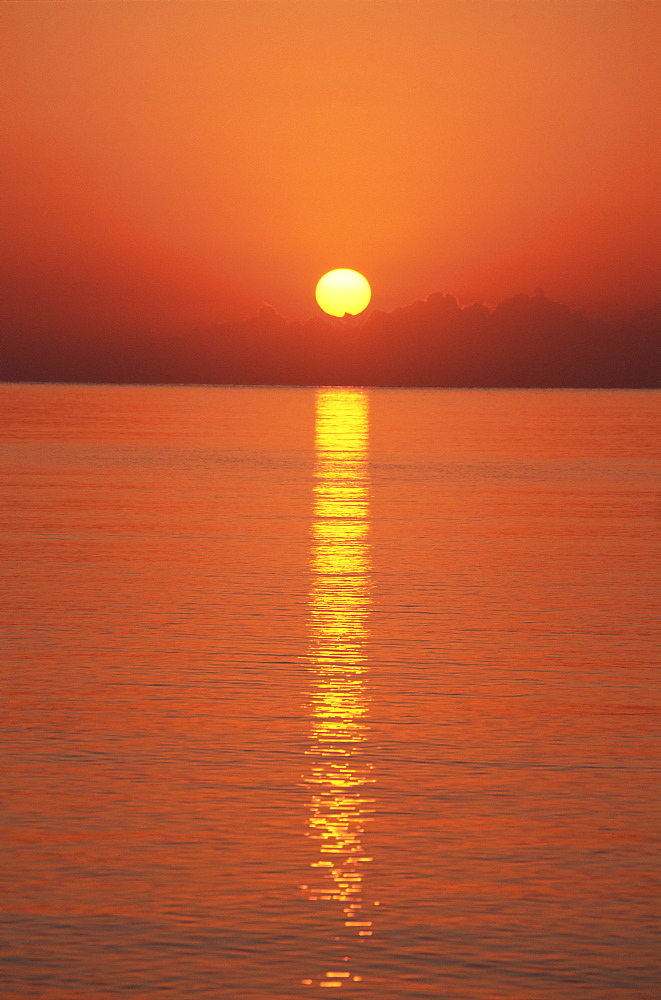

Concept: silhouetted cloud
[[1, 292, 658, 388]]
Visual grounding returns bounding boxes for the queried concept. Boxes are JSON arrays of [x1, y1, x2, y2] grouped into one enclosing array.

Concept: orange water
[[0, 385, 658, 998]]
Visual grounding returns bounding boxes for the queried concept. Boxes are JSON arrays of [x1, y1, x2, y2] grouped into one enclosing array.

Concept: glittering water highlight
[[301, 389, 375, 989]]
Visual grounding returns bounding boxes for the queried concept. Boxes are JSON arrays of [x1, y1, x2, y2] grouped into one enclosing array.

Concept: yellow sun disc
[[315, 269, 371, 318]]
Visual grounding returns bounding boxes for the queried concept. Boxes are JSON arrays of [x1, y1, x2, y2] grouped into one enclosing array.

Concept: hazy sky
[[2, 0, 659, 333]]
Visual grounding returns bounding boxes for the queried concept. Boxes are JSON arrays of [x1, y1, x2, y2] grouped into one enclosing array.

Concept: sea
[[0, 384, 659, 999]]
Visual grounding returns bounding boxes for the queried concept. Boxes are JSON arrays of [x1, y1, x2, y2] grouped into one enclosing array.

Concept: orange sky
[[2, 0, 659, 333]]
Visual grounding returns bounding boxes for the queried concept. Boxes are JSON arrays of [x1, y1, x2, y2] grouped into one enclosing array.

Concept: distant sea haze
[[2, 292, 659, 387]]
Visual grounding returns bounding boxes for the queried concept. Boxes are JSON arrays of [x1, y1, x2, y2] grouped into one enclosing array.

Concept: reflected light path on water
[[301, 388, 375, 990]]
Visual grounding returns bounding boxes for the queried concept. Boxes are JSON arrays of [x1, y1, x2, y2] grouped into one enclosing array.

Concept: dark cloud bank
[[2, 292, 659, 388]]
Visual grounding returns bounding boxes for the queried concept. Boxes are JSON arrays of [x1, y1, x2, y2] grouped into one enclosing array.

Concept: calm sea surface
[[0, 385, 659, 999]]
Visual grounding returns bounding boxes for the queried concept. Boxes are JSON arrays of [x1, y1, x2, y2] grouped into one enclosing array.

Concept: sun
[[315, 269, 371, 318]]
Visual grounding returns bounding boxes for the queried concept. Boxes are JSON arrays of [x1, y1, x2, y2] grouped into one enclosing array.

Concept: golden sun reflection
[[302, 389, 375, 988]]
